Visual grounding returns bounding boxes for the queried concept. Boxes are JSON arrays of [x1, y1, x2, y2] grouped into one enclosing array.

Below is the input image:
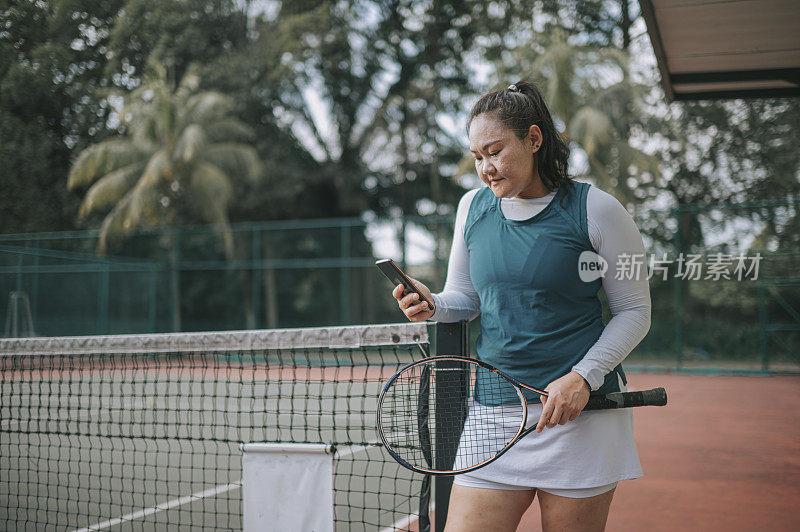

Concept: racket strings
[[380, 360, 526, 473]]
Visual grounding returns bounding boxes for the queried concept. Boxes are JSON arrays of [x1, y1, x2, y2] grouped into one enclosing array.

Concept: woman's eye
[[489, 151, 499, 157], [474, 157, 482, 162]]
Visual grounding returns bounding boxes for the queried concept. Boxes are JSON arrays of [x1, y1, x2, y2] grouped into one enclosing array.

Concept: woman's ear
[[528, 124, 543, 153]]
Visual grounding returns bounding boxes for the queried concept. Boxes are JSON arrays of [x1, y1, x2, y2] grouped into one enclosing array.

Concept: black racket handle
[[583, 387, 667, 411]]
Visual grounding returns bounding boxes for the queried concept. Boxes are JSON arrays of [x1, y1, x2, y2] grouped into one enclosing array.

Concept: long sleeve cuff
[[570, 363, 606, 392], [430, 292, 480, 323]]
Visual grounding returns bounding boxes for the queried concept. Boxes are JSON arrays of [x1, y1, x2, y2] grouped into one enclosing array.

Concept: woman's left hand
[[535, 371, 590, 433]]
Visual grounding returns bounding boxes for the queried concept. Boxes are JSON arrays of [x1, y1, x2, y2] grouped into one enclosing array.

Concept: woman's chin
[[488, 180, 512, 197]]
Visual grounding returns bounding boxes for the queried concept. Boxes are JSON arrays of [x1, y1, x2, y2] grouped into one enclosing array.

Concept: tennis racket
[[377, 355, 667, 475]]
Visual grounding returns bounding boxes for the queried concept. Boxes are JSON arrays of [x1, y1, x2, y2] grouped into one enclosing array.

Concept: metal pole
[[434, 321, 470, 532], [15, 250, 23, 293], [97, 262, 109, 334], [148, 269, 157, 333], [673, 208, 683, 369], [400, 218, 407, 271], [340, 225, 351, 325], [170, 229, 181, 332], [758, 283, 768, 372], [31, 241, 39, 328], [252, 229, 262, 329]]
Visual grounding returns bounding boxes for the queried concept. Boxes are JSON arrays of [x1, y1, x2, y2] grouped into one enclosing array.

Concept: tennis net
[[0, 323, 431, 531]]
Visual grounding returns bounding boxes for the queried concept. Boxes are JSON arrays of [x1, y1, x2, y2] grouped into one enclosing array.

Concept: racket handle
[[583, 387, 667, 411]]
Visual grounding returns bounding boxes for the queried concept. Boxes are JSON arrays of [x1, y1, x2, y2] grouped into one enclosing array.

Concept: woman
[[392, 81, 651, 532]]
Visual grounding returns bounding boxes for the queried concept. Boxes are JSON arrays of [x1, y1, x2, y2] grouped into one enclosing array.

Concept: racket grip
[[583, 387, 667, 411]]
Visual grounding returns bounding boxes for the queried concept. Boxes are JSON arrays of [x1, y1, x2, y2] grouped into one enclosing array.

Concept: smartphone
[[375, 259, 435, 311]]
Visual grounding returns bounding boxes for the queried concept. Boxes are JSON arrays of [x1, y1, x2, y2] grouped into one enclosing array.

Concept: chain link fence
[[2, 201, 798, 373]]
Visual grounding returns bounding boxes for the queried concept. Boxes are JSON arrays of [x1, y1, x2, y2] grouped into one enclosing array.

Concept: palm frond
[[180, 92, 235, 128], [201, 144, 262, 183], [72, 63, 262, 256], [174, 124, 208, 164], [568, 106, 614, 158], [205, 119, 256, 144], [96, 192, 136, 255], [615, 142, 660, 178], [586, 155, 617, 194], [127, 150, 171, 227], [187, 162, 235, 257], [68, 139, 147, 189], [456, 155, 477, 180], [593, 82, 640, 128], [78, 162, 146, 219], [532, 30, 576, 121], [176, 65, 201, 99], [120, 98, 153, 125]]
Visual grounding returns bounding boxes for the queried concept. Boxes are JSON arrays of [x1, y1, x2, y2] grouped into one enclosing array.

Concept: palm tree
[[67, 63, 261, 256], [493, 28, 658, 207], [67, 63, 262, 330]]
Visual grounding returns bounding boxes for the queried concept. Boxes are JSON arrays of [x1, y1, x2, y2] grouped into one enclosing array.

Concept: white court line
[[343, 437, 434, 532], [70, 438, 411, 532], [71, 482, 241, 532], [68, 441, 378, 531]]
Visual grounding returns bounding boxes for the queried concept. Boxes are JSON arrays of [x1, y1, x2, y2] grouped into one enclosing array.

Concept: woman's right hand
[[392, 279, 435, 322]]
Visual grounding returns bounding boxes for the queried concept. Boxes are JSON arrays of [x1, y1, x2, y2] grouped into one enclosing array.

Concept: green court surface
[[0, 325, 429, 531]]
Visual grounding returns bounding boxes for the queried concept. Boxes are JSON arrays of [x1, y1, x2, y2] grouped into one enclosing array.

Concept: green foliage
[[104, 0, 247, 85], [483, 1, 799, 254], [0, 0, 123, 233], [3, 0, 799, 338], [68, 65, 262, 256], [490, 24, 659, 207], [200, 0, 508, 220]]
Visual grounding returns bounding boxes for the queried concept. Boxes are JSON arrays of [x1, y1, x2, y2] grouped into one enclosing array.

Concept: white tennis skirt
[[452, 392, 643, 490]]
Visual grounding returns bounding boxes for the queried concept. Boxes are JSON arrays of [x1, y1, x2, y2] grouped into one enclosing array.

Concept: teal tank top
[[464, 182, 625, 405]]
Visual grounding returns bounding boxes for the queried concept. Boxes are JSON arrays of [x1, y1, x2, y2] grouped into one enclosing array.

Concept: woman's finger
[[536, 394, 554, 433], [547, 399, 564, 428], [399, 291, 420, 310], [406, 299, 430, 314], [392, 284, 405, 300]]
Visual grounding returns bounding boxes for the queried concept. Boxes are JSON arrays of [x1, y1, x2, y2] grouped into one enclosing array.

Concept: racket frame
[[377, 355, 537, 475], [378, 355, 667, 475]]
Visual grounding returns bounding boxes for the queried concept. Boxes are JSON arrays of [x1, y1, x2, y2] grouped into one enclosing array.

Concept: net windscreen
[[379, 358, 524, 473], [0, 323, 429, 531]]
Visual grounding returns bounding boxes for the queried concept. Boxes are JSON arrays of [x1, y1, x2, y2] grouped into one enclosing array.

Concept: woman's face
[[468, 113, 544, 199]]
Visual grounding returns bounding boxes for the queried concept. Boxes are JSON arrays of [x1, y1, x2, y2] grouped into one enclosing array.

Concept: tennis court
[[0, 323, 433, 531], [517, 372, 800, 532], [3, 323, 800, 531]]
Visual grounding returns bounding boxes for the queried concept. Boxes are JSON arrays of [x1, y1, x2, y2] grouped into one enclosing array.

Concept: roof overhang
[[638, 0, 800, 101]]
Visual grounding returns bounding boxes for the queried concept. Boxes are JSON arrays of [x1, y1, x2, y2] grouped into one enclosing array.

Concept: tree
[[67, 63, 261, 255], [224, 0, 507, 219], [0, 0, 124, 233], [486, 25, 658, 210], [103, 0, 247, 87], [0, 0, 251, 234]]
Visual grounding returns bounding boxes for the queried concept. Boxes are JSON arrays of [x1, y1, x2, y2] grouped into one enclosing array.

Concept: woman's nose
[[480, 158, 496, 176]]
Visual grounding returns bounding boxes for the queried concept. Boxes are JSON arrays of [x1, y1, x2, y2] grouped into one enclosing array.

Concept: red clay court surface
[[513, 372, 800, 531]]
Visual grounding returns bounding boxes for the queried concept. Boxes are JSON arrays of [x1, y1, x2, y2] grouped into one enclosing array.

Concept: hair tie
[[507, 84, 519, 92]]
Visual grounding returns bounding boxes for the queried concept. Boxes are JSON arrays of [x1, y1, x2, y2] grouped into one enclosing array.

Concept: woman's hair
[[468, 81, 571, 190]]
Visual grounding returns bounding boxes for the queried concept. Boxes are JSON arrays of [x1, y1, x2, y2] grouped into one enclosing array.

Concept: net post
[[434, 320, 469, 532]]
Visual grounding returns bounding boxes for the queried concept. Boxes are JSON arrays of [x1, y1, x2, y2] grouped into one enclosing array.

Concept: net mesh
[[379, 358, 524, 474], [0, 323, 429, 531]]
